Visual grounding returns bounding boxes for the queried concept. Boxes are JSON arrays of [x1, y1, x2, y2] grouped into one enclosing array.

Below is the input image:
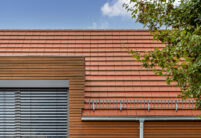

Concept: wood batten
[[0, 56, 85, 137], [144, 121, 201, 138]]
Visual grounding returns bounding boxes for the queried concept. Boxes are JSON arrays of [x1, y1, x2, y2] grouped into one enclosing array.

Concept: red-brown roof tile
[[0, 29, 196, 117]]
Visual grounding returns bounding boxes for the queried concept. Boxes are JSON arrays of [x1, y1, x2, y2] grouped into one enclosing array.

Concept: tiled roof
[[0, 29, 200, 116]]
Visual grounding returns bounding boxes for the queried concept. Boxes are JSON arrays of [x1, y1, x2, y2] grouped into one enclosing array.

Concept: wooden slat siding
[[0, 29, 199, 116], [0, 56, 139, 138], [0, 56, 84, 137], [144, 122, 201, 138], [70, 122, 139, 138]]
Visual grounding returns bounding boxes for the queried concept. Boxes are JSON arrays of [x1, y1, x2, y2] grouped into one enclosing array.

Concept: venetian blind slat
[[0, 88, 68, 138]]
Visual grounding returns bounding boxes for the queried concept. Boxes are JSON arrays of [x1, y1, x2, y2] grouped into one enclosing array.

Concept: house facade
[[0, 29, 200, 138]]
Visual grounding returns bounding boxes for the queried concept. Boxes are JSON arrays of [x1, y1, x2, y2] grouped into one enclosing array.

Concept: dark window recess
[[0, 88, 68, 138]]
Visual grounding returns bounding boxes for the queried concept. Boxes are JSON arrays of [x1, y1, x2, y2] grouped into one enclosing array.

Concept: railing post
[[92, 100, 95, 111], [120, 100, 122, 111], [89, 99, 91, 109]]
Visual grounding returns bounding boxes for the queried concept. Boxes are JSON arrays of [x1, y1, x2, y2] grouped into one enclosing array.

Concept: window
[[0, 88, 68, 138]]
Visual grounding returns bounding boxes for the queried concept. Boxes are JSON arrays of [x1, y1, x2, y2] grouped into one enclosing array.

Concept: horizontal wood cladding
[[0, 56, 86, 138], [69, 121, 139, 138], [144, 121, 201, 138]]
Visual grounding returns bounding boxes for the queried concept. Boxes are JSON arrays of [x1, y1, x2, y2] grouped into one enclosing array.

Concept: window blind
[[0, 88, 68, 138]]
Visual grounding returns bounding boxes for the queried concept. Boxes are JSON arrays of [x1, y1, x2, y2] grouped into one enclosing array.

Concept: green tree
[[124, 0, 201, 108]]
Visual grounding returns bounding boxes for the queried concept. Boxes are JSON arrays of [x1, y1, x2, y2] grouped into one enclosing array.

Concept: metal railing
[[87, 99, 196, 111]]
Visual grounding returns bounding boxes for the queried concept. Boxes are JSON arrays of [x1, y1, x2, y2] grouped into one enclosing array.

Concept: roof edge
[[0, 55, 85, 57], [82, 116, 201, 121]]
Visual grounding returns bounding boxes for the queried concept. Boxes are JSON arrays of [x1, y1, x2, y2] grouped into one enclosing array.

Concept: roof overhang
[[82, 116, 201, 121]]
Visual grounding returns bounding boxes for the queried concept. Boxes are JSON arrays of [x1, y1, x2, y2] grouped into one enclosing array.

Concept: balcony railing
[[87, 99, 196, 111]]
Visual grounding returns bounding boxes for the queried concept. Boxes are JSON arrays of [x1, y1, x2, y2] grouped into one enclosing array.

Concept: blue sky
[[0, 0, 144, 29]]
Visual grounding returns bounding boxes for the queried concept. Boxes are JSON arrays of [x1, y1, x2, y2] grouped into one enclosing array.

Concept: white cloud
[[88, 22, 109, 29], [101, 0, 130, 17], [101, 0, 181, 17]]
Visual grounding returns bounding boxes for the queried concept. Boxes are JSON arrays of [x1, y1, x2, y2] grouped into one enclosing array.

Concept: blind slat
[[0, 88, 68, 137]]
